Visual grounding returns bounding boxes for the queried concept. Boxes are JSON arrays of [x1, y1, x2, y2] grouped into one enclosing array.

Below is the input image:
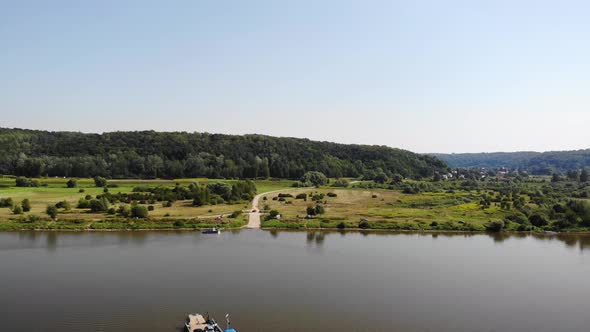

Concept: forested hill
[[432, 150, 590, 174], [0, 128, 447, 179]]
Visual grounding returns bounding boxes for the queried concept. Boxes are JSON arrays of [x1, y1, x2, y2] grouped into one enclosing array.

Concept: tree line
[[0, 128, 447, 180]]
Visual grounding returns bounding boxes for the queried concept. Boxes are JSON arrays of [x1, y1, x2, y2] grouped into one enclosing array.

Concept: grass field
[[0, 177, 294, 230], [260, 187, 513, 231]]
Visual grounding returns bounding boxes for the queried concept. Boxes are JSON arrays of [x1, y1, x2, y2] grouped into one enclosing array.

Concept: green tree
[[551, 173, 561, 183], [21, 199, 31, 212], [130, 205, 149, 218], [94, 176, 107, 187], [315, 204, 325, 215], [46, 205, 58, 219], [300, 171, 328, 187], [12, 205, 23, 214], [373, 170, 389, 184], [66, 179, 77, 188], [581, 169, 589, 183]]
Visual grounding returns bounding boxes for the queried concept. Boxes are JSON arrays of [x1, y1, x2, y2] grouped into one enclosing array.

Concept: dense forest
[[0, 128, 447, 180], [432, 150, 590, 174]]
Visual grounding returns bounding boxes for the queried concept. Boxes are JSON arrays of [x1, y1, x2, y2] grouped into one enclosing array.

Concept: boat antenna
[[225, 313, 230, 330]]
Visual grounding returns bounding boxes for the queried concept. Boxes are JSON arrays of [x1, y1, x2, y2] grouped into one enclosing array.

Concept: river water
[[1, 230, 590, 331]]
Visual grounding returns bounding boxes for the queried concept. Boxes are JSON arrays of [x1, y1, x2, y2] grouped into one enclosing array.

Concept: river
[[1, 230, 590, 331]]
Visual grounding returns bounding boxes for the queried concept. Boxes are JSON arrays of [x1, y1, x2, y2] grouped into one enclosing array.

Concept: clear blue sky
[[1, 0, 589, 153]]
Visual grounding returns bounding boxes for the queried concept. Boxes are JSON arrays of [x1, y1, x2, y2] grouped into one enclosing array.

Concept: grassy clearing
[[260, 187, 514, 231], [0, 177, 292, 230]]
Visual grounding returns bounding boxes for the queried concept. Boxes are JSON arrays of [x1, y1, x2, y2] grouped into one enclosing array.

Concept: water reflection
[[265, 229, 590, 253], [4, 230, 590, 254]]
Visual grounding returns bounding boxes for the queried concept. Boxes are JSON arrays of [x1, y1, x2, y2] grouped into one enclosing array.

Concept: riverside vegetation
[[0, 177, 295, 230], [1, 169, 590, 232]]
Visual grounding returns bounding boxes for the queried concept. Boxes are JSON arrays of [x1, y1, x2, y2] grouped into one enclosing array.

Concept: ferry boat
[[185, 313, 236, 332], [201, 227, 220, 234]]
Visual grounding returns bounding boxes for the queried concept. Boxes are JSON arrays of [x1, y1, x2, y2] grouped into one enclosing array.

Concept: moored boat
[[202, 227, 220, 234], [185, 313, 237, 332]]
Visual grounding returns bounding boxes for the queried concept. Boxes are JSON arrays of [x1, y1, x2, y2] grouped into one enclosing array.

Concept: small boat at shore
[[185, 313, 237, 332], [202, 227, 220, 234]]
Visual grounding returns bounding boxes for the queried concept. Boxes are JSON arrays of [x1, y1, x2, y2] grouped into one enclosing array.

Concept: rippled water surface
[[1, 230, 590, 331]]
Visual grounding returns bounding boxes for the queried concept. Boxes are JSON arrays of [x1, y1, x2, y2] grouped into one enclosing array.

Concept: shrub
[[486, 220, 505, 232], [89, 198, 109, 212], [131, 205, 149, 218], [78, 188, 85, 193], [46, 205, 58, 219], [21, 199, 31, 212], [77, 198, 90, 209], [315, 204, 325, 215], [12, 205, 23, 214], [174, 220, 185, 228], [118, 205, 130, 217], [107, 208, 116, 215], [265, 210, 280, 221], [0, 197, 14, 208], [296, 193, 307, 200], [327, 192, 337, 197], [55, 200, 71, 210], [15, 177, 39, 187], [229, 210, 242, 218], [94, 176, 108, 187], [529, 213, 549, 227], [306, 206, 316, 216], [332, 179, 349, 188], [66, 179, 77, 188], [147, 205, 155, 211], [358, 219, 370, 229], [300, 171, 328, 187], [337, 222, 346, 229], [164, 200, 173, 207]]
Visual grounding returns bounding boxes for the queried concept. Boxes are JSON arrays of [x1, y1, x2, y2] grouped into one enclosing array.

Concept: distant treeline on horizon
[[432, 150, 590, 174], [0, 128, 446, 180]]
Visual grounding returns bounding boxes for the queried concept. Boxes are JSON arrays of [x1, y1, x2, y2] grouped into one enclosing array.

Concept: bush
[[332, 179, 349, 188], [359, 219, 370, 229], [118, 205, 130, 217], [15, 177, 39, 187], [295, 193, 307, 200], [89, 198, 109, 212], [0, 197, 14, 208], [163, 200, 173, 207], [265, 210, 280, 221], [486, 220, 505, 232], [46, 205, 58, 219], [327, 192, 337, 197], [173, 220, 185, 228], [337, 222, 346, 229], [78, 188, 85, 193], [147, 205, 155, 211], [55, 200, 71, 210], [107, 208, 116, 215], [300, 171, 328, 187], [12, 205, 23, 214], [131, 205, 149, 218], [77, 198, 90, 209], [529, 213, 549, 227], [94, 176, 107, 187], [229, 210, 242, 218], [315, 204, 325, 215], [21, 199, 31, 212], [66, 179, 77, 188]]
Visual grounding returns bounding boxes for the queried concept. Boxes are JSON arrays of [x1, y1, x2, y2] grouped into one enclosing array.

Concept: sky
[[1, 0, 590, 153]]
